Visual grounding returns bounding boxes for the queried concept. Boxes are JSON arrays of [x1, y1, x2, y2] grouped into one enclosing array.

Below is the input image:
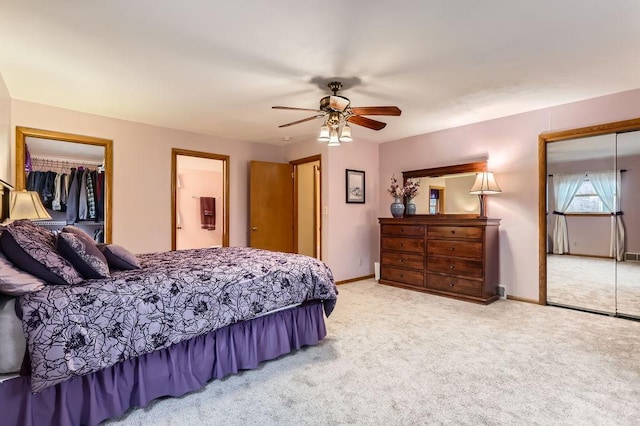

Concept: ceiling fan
[[272, 81, 401, 144]]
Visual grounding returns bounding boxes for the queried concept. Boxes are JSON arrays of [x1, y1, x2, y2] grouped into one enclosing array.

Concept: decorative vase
[[406, 198, 416, 215], [390, 196, 405, 218]]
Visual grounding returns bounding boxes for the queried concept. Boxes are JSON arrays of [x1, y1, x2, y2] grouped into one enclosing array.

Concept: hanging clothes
[[66, 168, 80, 224]]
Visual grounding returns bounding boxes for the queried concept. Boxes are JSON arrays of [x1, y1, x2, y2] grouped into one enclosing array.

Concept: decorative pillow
[[0, 295, 26, 374], [0, 220, 83, 285], [98, 244, 141, 270], [61, 225, 92, 239], [57, 232, 110, 279], [0, 246, 46, 295]]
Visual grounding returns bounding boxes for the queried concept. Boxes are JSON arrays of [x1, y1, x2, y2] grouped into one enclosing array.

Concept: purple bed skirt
[[0, 301, 327, 426]]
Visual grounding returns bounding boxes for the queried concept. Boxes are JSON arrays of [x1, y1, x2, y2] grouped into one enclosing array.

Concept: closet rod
[[31, 156, 103, 167]]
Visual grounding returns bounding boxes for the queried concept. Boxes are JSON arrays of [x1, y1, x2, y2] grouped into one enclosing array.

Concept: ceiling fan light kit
[[273, 81, 401, 146]]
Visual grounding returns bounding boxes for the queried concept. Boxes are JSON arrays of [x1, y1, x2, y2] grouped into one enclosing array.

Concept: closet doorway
[[15, 127, 113, 243], [171, 148, 229, 250], [539, 118, 640, 319]]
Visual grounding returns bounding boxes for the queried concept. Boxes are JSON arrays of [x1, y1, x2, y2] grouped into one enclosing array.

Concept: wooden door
[[249, 161, 294, 252]]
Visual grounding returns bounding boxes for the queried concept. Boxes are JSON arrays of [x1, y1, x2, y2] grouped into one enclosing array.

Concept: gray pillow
[[0, 248, 46, 295], [0, 295, 26, 374], [98, 244, 141, 270], [0, 220, 83, 286], [57, 232, 110, 279]]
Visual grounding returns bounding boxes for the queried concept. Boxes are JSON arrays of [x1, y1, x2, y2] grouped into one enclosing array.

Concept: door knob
[[252, 227, 258, 231]]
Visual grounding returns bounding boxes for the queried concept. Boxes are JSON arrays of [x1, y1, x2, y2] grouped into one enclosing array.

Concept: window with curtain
[[565, 177, 607, 213]]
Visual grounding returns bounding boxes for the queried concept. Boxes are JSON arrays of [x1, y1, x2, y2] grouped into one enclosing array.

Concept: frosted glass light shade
[[9, 191, 52, 220], [469, 172, 502, 194], [317, 125, 330, 142], [328, 129, 340, 146], [339, 125, 352, 142]]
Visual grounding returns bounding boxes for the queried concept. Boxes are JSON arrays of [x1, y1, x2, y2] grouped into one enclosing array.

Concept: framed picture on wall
[[346, 169, 365, 203]]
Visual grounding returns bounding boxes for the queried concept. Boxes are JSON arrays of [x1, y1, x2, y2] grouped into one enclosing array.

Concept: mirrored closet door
[[541, 121, 640, 319]]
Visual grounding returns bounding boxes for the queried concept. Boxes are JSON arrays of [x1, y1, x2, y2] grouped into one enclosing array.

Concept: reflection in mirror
[[411, 174, 479, 214], [614, 130, 640, 318], [546, 133, 617, 314], [402, 161, 486, 215], [542, 122, 640, 319], [15, 127, 113, 243]]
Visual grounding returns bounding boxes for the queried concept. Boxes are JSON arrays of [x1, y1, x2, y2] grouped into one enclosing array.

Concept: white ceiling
[[1, 1, 639, 146]]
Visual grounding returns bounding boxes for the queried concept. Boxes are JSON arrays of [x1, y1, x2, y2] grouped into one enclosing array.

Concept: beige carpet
[[106, 279, 640, 425], [547, 254, 640, 317]]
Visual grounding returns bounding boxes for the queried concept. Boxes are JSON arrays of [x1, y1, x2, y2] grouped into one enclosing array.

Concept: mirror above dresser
[[401, 161, 487, 216]]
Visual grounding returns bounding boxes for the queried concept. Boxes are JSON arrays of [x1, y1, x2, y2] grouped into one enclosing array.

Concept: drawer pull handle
[[400, 274, 404, 278], [451, 230, 455, 234], [450, 247, 455, 251], [399, 258, 404, 263], [400, 243, 404, 247], [449, 264, 455, 269], [400, 229, 404, 232], [449, 282, 455, 287]]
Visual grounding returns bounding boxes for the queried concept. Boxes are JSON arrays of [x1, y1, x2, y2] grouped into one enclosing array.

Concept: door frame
[[538, 117, 640, 305], [171, 148, 230, 250], [15, 126, 113, 243], [291, 155, 322, 260]]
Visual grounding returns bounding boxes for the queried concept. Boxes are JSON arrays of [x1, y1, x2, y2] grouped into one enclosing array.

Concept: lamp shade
[[469, 172, 502, 194], [9, 191, 52, 220]]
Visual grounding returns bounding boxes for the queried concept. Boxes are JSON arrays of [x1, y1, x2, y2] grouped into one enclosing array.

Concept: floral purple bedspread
[[17, 247, 337, 392]]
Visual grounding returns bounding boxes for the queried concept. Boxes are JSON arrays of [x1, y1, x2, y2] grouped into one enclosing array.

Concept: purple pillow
[[0, 248, 46, 295], [57, 232, 110, 279], [98, 244, 141, 270], [0, 220, 83, 285], [61, 225, 92, 239]]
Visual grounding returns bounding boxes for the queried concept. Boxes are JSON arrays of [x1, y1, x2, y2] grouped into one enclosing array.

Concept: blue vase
[[406, 199, 416, 215], [390, 197, 405, 218]]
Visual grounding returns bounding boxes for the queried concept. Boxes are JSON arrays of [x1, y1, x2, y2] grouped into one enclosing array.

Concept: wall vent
[[624, 252, 640, 262]]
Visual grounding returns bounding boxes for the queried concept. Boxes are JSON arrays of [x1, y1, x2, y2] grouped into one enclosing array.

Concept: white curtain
[[587, 170, 625, 261], [551, 173, 584, 254]]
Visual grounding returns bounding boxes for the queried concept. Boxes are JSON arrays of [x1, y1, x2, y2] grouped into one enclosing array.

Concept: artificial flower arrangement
[[388, 175, 420, 199], [388, 175, 404, 198], [403, 178, 420, 199]]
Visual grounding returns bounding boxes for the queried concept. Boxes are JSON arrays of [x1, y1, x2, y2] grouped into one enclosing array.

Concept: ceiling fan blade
[[278, 114, 325, 128], [272, 106, 323, 113], [347, 115, 387, 130], [350, 106, 402, 116]]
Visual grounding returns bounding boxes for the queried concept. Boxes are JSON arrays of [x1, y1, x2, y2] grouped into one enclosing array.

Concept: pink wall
[[10, 100, 284, 253], [284, 138, 380, 281], [380, 88, 640, 301], [0, 74, 10, 183], [7, 88, 640, 288]]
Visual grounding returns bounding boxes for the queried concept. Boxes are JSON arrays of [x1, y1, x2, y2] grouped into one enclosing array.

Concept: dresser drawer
[[427, 240, 483, 259], [381, 266, 424, 287], [381, 224, 425, 237], [427, 256, 483, 278], [381, 251, 424, 270], [428, 226, 483, 240], [381, 236, 425, 253], [427, 273, 482, 297]]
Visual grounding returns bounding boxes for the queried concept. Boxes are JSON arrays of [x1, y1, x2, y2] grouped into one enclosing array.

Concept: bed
[[0, 220, 337, 426]]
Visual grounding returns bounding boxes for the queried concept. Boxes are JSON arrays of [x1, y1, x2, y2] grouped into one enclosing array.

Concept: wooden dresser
[[379, 216, 500, 304]]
